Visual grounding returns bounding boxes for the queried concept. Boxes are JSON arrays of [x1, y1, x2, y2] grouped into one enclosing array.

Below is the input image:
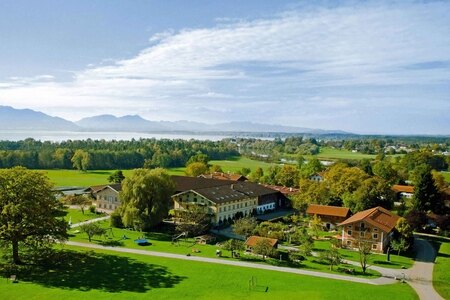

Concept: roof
[[338, 206, 400, 233], [200, 172, 248, 181], [306, 204, 350, 218], [194, 185, 249, 204], [87, 183, 122, 193], [392, 185, 414, 194], [231, 182, 279, 197], [261, 184, 299, 195], [245, 236, 278, 247], [171, 175, 236, 193]]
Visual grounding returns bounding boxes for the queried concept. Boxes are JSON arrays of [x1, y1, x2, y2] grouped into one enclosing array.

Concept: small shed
[[245, 236, 278, 250], [195, 234, 216, 245]]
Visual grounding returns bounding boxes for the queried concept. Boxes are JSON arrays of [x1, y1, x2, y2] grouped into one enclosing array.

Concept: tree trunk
[[12, 240, 20, 264]]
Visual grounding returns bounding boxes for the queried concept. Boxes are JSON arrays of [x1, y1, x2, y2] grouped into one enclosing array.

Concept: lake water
[[0, 130, 237, 142]]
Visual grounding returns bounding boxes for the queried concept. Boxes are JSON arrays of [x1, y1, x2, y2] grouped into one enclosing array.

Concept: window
[[347, 230, 352, 236], [245, 202, 247, 207], [373, 228, 378, 232], [360, 222, 365, 230], [372, 244, 377, 250], [373, 233, 378, 239], [347, 225, 352, 229], [346, 240, 351, 246], [360, 232, 365, 237]]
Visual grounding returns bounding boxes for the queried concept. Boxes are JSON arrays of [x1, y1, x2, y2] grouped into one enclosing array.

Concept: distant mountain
[[0, 106, 80, 131], [76, 114, 167, 131], [0, 106, 350, 135]]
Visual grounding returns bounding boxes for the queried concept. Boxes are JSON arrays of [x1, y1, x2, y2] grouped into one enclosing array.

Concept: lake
[[0, 130, 236, 142]]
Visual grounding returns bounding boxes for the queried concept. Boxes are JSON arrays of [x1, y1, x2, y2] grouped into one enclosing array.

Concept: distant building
[[199, 172, 248, 181], [338, 206, 400, 253], [306, 204, 351, 230], [309, 172, 325, 182], [391, 184, 414, 199]]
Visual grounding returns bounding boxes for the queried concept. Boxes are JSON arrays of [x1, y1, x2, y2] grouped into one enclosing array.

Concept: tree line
[[0, 138, 239, 170]]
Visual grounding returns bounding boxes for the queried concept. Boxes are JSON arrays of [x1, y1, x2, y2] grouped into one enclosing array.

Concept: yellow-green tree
[[0, 167, 68, 264]]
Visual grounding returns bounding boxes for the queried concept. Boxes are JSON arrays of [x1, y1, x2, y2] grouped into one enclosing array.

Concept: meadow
[[0, 245, 418, 300]]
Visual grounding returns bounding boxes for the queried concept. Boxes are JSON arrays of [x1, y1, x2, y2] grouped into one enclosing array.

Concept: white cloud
[[0, 1, 449, 133]]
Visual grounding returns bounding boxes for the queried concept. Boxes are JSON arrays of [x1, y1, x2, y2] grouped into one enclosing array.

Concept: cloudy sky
[[0, 0, 449, 134]]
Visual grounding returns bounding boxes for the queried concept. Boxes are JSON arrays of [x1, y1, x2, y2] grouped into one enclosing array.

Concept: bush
[[110, 212, 124, 228], [89, 205, 96, 214]]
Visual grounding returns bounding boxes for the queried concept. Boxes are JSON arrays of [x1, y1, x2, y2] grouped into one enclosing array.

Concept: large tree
[[119, 168, 175, 231], [71, 149, 90, 171], [412, 165, 441, 212], [232, 216, 257, 238], [108, 170, 125, 183], [0, 167, 68, 264], [185, 162, 209, 177], [175, 205, 211, 237]]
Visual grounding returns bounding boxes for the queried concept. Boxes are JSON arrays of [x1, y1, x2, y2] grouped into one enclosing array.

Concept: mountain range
[[0, 106, 349, 135]]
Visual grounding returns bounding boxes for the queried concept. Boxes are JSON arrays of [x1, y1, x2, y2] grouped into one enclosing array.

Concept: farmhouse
[[172, 184, 258, 225], [306, 204, 351, 230], [87, 183, 122, 211], [309, 172, 325, 182], [338, 206, 400, 253]]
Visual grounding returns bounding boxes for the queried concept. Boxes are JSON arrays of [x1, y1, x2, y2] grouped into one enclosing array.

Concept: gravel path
[[70, 216, 110, 228]]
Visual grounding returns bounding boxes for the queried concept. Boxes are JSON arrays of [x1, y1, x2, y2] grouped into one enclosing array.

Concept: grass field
[[428, 236, 450, 299], [313, 147, 378, 161], [209, 157, 274, 173], [38, 157, 273, 187], [0, 245, 418, 300]]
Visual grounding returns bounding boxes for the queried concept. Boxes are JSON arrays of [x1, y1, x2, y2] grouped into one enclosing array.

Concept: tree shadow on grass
[[2, 249, 185, 293]]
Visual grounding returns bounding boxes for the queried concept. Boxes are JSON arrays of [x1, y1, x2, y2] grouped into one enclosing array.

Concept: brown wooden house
[[338, 206, 400, 253], [306, 204, 351, 230]]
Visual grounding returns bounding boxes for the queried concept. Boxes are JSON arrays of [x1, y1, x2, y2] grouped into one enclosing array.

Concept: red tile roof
[[245, 236, 278, 248], [306, 204, 351, 218], [392, 185, 414, 194], [339, 206, 400, 233], [261, 184, 299, 195]]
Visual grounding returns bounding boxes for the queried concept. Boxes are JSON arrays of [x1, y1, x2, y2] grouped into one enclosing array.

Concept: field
[[209, 157, 274, 173], [0, 245, 418, 300], [39, 157, 274, 187], [62, 208, 105, 224], [429, 236, 450, 299]]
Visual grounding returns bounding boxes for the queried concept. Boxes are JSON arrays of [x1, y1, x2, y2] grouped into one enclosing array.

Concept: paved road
[[66, 241, 397, 285], [403, 237, 444, 300]]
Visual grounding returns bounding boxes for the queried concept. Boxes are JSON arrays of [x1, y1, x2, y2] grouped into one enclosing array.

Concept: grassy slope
[[0, 246, 418, 300], [431, 237, 450, 299]]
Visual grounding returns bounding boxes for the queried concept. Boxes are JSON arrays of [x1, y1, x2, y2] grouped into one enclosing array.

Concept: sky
[[0, 0, 449, 135]]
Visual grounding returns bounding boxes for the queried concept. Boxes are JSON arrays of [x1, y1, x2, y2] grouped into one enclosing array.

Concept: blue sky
[[0, 0, 449, 134]]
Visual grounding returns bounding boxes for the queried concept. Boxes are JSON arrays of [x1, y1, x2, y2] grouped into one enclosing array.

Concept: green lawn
[[313, 240, 415, 269], [428, 236, 450, 299], [0, 245, 418, 300], [62, 208, 105, 224]]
